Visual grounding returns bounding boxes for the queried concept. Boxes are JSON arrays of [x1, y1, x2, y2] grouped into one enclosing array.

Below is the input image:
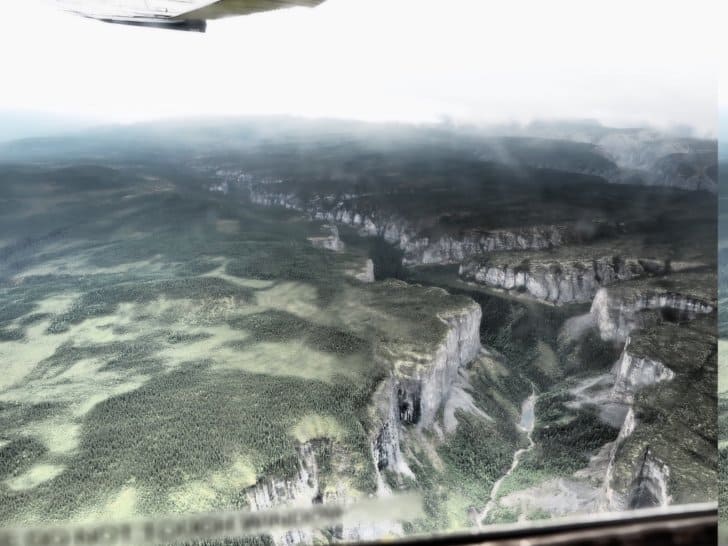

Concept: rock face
[[605, 412, 671, 512], [460, 256, 654, 304], [371, 302, 482, 475], [350, 259, 375, 283], [246, 444, 318, 510], [397, 226, 568, 266], [604, 408, 636, 510], [603, 330, 677, 509], [245, 442, 402, 545], [371, 389, 414, 478], [245, 443, 322, 545], [611, 338, 675, 402], [590, 287, 714, 342], [413, 304, 483, 429], [251, 190, 579, 266], [307, 224, 344, 252], [627, 447, 671, 509], [602, 317, 717, 513]]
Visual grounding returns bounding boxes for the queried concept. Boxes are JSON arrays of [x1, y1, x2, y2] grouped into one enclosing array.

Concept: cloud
[[0, 0, 718, 134]]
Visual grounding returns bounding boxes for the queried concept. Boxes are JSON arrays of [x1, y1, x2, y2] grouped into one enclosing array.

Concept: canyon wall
[[590, 287, 714, 342], [251, 190, 578, 266], [460, 256, 656, 305], [372, 302, 482, 477], [611, 339, 675, 403]]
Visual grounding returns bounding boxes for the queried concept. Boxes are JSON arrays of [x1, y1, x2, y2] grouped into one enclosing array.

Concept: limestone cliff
[[611, 338, 675, 403], [603, 319, 716, 511], [604, 408, 636, 510], [626, 448, 671, 509], [251, 190, 581, 266], [371, 302, 482, 476], [245, 442, 402, 545], [591, 287, 714, 342], [460, 255, 655, 305], [605, 415, 671, 511], [245, 443, 321, 545], [349, 259, 375, 283], [307, 224, 344, 252]]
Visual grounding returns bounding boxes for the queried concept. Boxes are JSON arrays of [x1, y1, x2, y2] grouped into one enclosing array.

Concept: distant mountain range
[[0, 115, 718, 192], [0, 111, 96, 143]]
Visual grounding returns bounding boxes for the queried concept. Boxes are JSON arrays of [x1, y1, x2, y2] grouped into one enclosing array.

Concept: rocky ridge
[[590, 286, 715, 343], [251, 189, 584, 267], [460, 255, 658, 305], [611, 338, 675, 403]]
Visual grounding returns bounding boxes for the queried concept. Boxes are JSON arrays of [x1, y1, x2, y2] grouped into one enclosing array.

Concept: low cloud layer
[[1, 0, 719, 135]]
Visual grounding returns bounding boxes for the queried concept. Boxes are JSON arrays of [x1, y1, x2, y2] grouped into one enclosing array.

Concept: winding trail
[[478, 388, 537, 526]]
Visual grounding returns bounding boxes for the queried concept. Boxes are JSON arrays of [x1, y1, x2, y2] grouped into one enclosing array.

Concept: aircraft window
[[0, 1, 721, 545]]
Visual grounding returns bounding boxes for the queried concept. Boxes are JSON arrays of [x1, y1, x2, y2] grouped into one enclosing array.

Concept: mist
[[0, 0, 718, 135]]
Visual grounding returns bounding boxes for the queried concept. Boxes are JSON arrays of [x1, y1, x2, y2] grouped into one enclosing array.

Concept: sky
[[0, 0, 720, 135]]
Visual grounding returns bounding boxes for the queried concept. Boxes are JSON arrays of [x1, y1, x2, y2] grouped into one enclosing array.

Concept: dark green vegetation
[[0, 438, 48, 480], [527, 392, 619, 476], [438, 411, 521, 497]]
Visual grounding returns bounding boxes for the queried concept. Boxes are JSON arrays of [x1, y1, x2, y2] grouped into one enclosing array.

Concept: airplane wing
[[54, 0, 326, 32]]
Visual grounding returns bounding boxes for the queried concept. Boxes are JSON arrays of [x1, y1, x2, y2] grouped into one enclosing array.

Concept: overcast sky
[[0, 0, 720, 135]]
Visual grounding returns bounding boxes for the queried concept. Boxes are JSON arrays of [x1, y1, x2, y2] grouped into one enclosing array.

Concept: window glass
[[0, 2, 718, 544]]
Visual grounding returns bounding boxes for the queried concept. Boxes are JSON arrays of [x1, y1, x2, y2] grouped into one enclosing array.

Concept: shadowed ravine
[[478, 388, 538, 526]]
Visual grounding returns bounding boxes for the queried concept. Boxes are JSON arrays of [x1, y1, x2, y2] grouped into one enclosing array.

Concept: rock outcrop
[[604, 408, 636, 510], [603, 319, 716, 512], [590, 287, 714, 342], [349, 259, 375, 283], [604, 412, 671, 511], [611, 338, 675, 403], [626, 447, 671, 509], [245, 442, 403, 545], [307, 224, 344, 252], [251, 189, 585, 266], [246, 443, 321, 545], [397, 226, 569, 266], [242, 299, 483, 544], [371, 302, 482, 476], [460, 255, 656, 304]]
